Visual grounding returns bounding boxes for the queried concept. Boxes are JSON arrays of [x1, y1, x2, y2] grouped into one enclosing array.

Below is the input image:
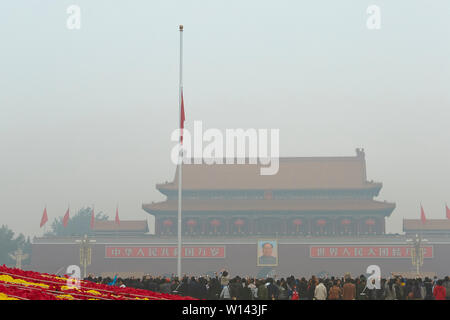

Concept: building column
[[201, 218, 206, 235]]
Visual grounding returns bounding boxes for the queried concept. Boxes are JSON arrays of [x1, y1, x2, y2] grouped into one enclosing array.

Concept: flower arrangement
[[0, 265, 196, 300]]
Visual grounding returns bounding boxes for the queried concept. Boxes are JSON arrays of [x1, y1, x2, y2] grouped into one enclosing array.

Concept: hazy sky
[[1, 1, 449, 237]]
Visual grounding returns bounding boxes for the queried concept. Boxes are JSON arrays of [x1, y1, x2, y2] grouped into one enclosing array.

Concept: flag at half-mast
[[63, 207, 70, 227], [446, 204, 450, 219], [420, 205, 427, 224], [40, 207, 48, 228], [180, 89, 185, 144]]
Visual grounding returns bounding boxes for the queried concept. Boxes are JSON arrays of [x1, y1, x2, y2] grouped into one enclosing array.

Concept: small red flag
[[115, 207, 120, 225], [63, 208, 70, 227], [446, 204, 450, 220], [180, 89, 185, 144], [420, 205, 427, 224], [40, 207, 48, 228], [90, 207, 95, 229]]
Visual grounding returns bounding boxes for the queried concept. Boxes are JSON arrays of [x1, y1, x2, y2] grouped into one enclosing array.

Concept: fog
[[0, 0, 449, 238]]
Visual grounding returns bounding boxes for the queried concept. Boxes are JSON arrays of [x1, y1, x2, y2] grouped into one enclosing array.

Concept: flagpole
[[177, 24, 184, 280]]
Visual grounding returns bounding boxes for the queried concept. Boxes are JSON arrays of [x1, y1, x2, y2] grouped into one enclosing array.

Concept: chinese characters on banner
[[105, 246, 225, 258], [310, 246, 433, 258]]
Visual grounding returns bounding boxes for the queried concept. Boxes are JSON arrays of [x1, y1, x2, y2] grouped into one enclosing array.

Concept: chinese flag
[[446, 204, 450, 220], [420, 205, 427, 224], [90, 207, 95, 229], [115, 207, 120, 225], [180, 89, 185, 144], [63, 208, 70, 227], [40, 207, 48, 228]]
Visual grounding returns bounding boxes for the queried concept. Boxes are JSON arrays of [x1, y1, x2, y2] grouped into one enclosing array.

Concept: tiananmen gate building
[[143, 148, 395, 237], [31, 149, 450, 278]]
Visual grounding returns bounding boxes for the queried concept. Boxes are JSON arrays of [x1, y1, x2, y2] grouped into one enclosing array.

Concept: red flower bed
[[0, 265, 196, 300]]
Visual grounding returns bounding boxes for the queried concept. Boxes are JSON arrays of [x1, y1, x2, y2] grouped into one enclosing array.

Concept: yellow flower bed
[[61, 285, 80, 291], [0, 275, 49, 289], [55, 294, 75, 300], [86, 290, 101, 295], [0, 292, 19, 300]]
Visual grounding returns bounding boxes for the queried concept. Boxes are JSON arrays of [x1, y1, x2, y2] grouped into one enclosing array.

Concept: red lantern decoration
[[316, 219, 326, 234], [341, 219, 351, 226], [187, 219, 197, 227], [186, 219, 197, 233], [163, 219, 173, 227], [234, 219, 245, 233], [366, 218, 375, 234], [293, 219, 302, 233], [210, 219, 220, 233], [210, 219, 221, 227]]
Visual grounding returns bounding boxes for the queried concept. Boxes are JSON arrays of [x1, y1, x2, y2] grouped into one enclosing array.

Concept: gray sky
[[0, 0, 449, 237]]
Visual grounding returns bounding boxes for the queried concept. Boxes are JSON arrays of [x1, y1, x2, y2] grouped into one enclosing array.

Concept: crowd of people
[[83, 271, 450, 300]]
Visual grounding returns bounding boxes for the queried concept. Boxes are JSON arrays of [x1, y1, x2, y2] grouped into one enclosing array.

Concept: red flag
[[446, 204, 450, 220], [180, 89, 185, 144], [115, 207, 120, 225], [63, 208, 70, 227], [90, 207, 95, 229], [40, 207, 48, 228], [420, 205, 427, 224]]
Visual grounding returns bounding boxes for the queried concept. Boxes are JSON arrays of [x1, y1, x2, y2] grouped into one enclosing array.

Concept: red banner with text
[[310, 245, 433, 258], [105, 246, 226, 258]]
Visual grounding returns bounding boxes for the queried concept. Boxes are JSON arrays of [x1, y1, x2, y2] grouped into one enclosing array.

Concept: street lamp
[[75, 234, 96, 279], [406, 233, 428, 277]]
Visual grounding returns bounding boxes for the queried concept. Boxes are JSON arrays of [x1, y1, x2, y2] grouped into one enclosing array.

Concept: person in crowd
[[289, 284, 299, 300], [82, 272, 450, 301], [298, 277, 308, 300], [384, 278, 396, 300], [266, 278, 280, 300], [257, 279, 269, 300], [228, 277, 241, 300], [238, 278, 254, 300], [207, 276, 222, 300], [328, 280, 342, 300], [342, 277, 356, 300], [393, 277, 404, 300], [220, 270, 230, 287], [354, 278, 363, 300], [306, 277, 316, 300], [159, 277, 171, 293], [433, 279, 446, 300], [443, 276, 450, 300], [277, 279, 289, 300], [219, 282, 231, 300], [314, 278, 327, 300], [424, 277, 434, 300], [247, 278, 258, 299]]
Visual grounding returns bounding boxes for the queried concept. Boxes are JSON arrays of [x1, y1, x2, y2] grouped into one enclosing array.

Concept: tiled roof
[[157, 150, 380, 191], [92, 220, 149, 232], [403, 219, 450, 231]]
